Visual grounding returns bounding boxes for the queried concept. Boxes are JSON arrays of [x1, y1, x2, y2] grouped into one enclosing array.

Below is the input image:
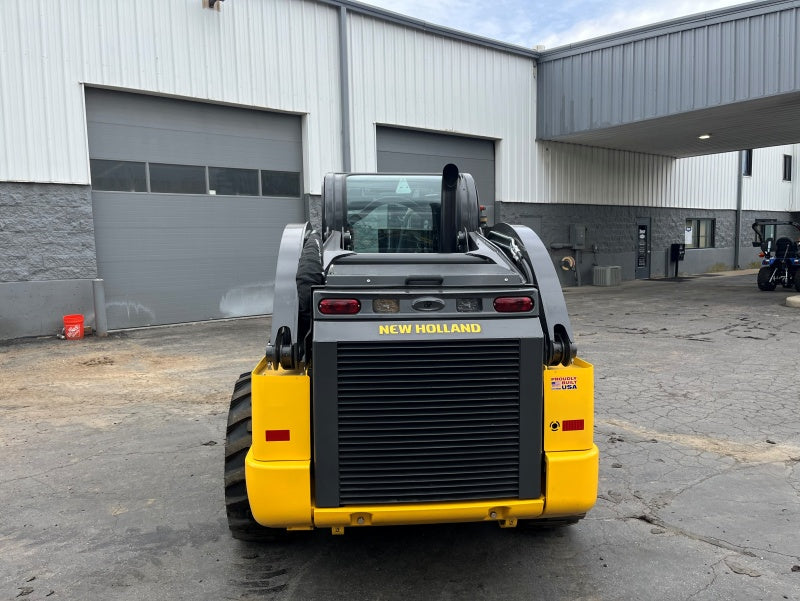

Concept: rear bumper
[[245, 445, 598, 530]]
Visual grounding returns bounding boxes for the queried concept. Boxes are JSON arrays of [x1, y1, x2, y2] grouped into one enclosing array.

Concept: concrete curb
[[786, 295, 800, 308]]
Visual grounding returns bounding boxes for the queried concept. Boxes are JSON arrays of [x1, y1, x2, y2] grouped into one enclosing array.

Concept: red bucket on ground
[[63, 314, 84, 340]]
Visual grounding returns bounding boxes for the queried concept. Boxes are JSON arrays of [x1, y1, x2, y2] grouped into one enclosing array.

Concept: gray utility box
[[592, 265, 622, 286]]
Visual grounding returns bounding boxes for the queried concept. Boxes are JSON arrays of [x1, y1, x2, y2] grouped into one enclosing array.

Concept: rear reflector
[[266, 429, 291, 442], [562, 419, 584, 432], [493, 296, 533, 313], [319, 299, 361, 315]]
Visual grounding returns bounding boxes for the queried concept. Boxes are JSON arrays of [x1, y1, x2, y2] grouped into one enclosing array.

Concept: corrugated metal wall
[[534, 142, 800, 211], [538, 2, 800, 139], [0, 0, 341, 194], [742, 144, 798, 211], [534, 142, 739, 209], [1, 0, 798, 210], [347, 13, 536, 204]]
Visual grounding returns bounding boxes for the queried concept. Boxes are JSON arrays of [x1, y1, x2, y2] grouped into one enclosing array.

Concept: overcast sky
[[358, 0, 752, 49]]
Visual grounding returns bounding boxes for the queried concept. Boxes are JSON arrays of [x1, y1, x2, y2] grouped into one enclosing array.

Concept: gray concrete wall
[[0, 279, 95, 339], [0, 183, 96, 281], [1, 183, 96, 339], [496, 202, 795, 286]]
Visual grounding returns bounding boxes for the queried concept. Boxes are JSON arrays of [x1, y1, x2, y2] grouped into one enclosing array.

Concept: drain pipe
[[338, 6, 352, 173], [734, 150, 744, 270]]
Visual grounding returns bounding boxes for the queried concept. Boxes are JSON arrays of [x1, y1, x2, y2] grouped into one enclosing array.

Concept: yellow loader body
[[244, 357, 598, 532]]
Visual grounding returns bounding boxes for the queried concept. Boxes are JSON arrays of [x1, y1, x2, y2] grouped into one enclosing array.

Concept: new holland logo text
[[551, 376, 578, 390], [378, 323, 481, 335]]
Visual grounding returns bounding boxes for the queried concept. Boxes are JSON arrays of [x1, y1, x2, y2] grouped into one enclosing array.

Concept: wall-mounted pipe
[[338, 6, 352, 173], [734, 150, 744, 269]]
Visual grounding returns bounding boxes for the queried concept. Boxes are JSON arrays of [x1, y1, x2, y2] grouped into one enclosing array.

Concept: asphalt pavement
[[1, 271, 799, 600]]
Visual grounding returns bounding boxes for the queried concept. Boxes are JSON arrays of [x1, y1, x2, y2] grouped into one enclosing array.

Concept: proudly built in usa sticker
[[551, 376, 578, 390]]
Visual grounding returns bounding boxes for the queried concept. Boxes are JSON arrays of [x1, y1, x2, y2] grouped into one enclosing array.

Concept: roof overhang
[[537, 0, 800, 158]]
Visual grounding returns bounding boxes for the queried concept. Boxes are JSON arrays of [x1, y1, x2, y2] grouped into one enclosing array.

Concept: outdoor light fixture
[[698, 133, 712, 140]]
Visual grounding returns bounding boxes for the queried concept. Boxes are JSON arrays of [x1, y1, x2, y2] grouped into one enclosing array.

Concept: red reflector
[[562, 419, 584, 432], [758, 252, 765, 257], [265, 429, 291, 442], [319, 298, 361, 315], [493, 296, 533, 312]]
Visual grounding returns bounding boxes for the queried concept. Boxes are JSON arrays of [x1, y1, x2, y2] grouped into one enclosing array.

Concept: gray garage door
[[86, 89, 304, 329], [376, 126, 496, 223]]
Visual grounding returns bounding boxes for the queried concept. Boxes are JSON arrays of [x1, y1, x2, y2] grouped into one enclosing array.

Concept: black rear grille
[[336, 340, 521, 504]]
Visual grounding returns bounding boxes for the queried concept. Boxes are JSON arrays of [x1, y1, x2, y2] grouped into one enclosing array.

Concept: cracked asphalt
[[1, 270, 799, 600]]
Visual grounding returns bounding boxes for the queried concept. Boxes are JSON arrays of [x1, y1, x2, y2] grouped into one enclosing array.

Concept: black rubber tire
[[757, 266, 777, 291], [795, 274, 800, 292], [516, 514, 585, 531], [225, 372, 288, 542]]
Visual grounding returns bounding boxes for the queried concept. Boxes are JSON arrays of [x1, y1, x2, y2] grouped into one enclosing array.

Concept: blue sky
[[359, 0, 750, 49]]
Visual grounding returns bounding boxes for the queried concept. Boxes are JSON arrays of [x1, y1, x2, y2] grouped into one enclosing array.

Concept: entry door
[[635, 218, 651, 279]]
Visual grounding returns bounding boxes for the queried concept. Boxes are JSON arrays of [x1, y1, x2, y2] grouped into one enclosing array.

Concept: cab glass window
[[345, 175, 441, 253]]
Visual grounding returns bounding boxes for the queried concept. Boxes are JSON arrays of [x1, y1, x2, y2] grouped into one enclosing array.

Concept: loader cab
[[322, 165, 481, 255], [343, 174, 441, 253]]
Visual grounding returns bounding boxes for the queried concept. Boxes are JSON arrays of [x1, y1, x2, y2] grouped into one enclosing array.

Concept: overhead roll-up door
[[376, 126, 495, 223], [86, 89, 304, 329]]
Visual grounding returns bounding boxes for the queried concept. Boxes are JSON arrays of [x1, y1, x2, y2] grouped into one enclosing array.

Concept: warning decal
[[395, 178, 411, 194]]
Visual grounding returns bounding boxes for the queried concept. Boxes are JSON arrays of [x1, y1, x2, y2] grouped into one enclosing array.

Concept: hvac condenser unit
[[592, 266, 621, 287]]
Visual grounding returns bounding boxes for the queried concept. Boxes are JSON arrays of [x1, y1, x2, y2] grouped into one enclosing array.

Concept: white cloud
[[360, 0, 539, 48], [358, 0, 753, 50], [538, 0, 748, 48]]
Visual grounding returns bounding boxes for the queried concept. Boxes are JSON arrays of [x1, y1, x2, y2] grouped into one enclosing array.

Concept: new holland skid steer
[[224, 164, 598, 539]]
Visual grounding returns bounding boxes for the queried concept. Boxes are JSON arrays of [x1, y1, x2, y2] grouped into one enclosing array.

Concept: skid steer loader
[[224, 164, 598, 539]]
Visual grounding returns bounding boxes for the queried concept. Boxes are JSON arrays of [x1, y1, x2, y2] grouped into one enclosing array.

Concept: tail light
[[493, 296, 533, 313], [759, 252, 765, 257], [319, 298, 361, 315], [562, 419, 584, 432]]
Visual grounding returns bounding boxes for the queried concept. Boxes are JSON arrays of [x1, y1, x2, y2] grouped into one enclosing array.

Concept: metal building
[[1, 0, 798, 339]]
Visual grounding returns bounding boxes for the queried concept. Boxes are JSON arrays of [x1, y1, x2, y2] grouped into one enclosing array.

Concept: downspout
[[734, 150, 744, 270], [338, 6, 352, 173]]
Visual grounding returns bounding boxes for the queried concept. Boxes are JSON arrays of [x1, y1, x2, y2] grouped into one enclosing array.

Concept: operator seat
[[775, 237, 797, 259]]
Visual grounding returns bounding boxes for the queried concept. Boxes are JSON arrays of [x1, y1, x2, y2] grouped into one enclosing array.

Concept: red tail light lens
[[493, 296, 533, 313], [319, 298, 361, 315]]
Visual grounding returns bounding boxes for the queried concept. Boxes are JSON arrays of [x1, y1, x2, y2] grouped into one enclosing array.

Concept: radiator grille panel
[[337, 340, 520, 504]]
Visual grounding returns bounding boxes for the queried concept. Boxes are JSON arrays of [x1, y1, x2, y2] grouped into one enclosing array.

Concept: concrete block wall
[[0, 183, 96, 281], [0, 183, 97, 338], [496, 202, 796, 285]]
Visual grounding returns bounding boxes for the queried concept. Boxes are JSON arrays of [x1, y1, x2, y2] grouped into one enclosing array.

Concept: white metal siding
[[742, 144, 799, 211], [347, 13, 536, 205], [2, 0, 799, 211], [535, 141, 800, 211], [534, 142, 738, 209], [0, 0, 341, 194]]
